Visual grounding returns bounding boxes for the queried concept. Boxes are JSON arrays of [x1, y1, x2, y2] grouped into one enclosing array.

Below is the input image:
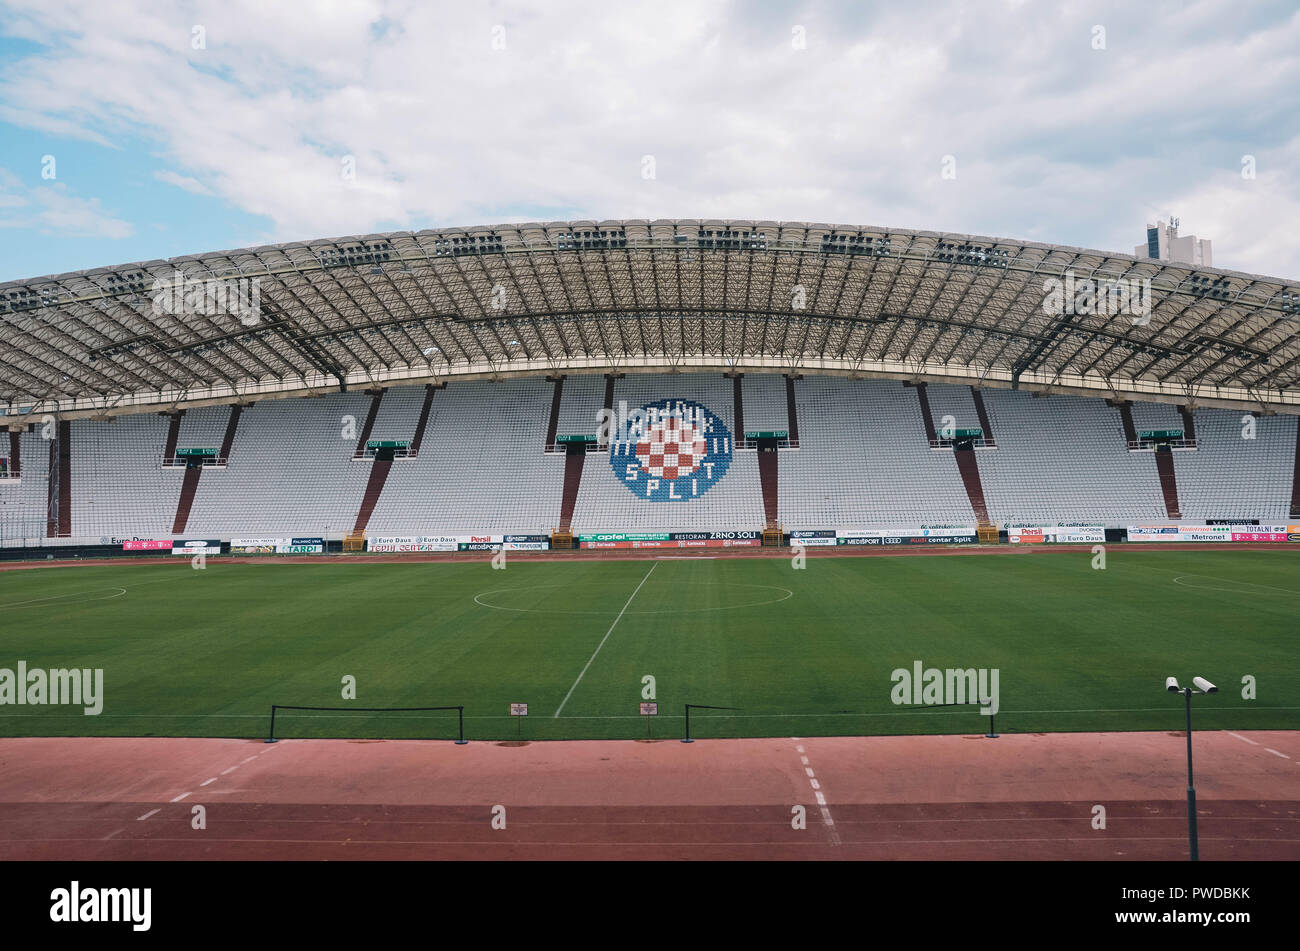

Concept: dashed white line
[[169, 792, 191, 802], [199, 777, 217, 786], [795, 743, 840, 846], [136, 808, 160, 821], [1265, 748, 1290, 759], [1226, 731, 1259, 746], [221, 766, 239, 775]]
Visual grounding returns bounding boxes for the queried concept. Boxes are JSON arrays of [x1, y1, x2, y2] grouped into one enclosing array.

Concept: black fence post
[[265, 705, 278, 743], [456, 705, 468, 745]]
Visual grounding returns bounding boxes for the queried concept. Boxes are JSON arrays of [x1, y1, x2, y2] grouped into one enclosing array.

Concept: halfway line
[[554, 562, 658, 718]]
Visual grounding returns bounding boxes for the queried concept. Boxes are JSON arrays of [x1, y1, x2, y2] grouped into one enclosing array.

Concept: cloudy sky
[[0, 0, 1296, 283]]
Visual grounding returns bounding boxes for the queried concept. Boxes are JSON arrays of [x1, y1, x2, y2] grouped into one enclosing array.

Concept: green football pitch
[[1, 550, 1297, 741]]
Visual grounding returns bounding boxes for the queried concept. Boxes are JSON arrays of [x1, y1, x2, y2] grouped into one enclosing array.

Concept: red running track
[[0, 731, 1296, 860]]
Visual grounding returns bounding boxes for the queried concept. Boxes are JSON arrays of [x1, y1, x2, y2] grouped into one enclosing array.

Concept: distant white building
[[1135, 218, 1212, 267]]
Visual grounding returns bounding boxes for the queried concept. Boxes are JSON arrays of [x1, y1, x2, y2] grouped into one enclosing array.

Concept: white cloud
[[153, 169, 213, 196], [0, 0, 1297, 276], [0, 167, 134, 238]]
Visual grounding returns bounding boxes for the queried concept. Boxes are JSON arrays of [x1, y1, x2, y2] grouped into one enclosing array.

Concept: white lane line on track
[[553, 562, 658, 718], [169, 792, 191, 802], [136, 809, 160, 821], [1226, 731, 1259, 745], [199, 777, 217, 786], [796, 744, 840, 846], [1264, 748, 1290, 759]]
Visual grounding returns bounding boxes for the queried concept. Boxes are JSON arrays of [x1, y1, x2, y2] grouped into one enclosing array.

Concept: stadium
[[0, 218, 1297, 862]]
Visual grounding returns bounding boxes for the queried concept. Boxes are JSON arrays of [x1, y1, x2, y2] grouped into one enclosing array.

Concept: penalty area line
[[553, 561, 658, 718]]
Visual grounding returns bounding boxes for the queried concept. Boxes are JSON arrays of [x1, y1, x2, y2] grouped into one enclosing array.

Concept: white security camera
[[1193, 677, 1217, 694], [1166, 676, 1180, 692]]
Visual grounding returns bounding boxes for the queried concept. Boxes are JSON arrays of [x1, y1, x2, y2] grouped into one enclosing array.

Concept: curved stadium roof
[[2, 218, 1299, 420]]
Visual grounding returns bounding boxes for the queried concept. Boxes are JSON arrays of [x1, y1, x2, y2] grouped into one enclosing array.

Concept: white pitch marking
[[241, 756, 258, 763], [221, 766, 238, 775], [554, 562, 658, 717], [199, 777, 218, 786], [169, 792, 191, 802], [1226, 731, 1259, 746], [1265, 748, 1290, 759], [136, 808, 160, 821]]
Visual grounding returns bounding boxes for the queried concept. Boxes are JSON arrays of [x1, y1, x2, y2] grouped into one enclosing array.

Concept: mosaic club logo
[[609, 399, 733, 501]]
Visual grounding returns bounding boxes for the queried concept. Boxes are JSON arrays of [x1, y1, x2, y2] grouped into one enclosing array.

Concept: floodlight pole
[[1182, 687, 1198, 861]]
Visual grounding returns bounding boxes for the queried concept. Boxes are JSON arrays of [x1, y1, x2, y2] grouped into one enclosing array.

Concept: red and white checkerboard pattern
[[635, 416, 707, 480]]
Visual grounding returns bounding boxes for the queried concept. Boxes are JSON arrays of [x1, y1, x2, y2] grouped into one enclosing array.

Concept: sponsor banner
[[793, 537, 838, 546], [366, 535, 458, 552], [837, 534, 978, 546], [1008, 526, 1104, 544], [834, 527, 976, 540], [456, 534, 503, 551], [502, 541, 550, 551], [231, 536, 278, 554], [789, 530, 837, 539], [504, 534, 550, 543], [1054, 527, 1105, 543], [578, 538, 762, 550], [123, 539, 171, 551], [279, 537, 323, 554], [1008, 529, 1044, 544], [172, 538, 220, 555], [831, 527, 978, 544], [1127, 524, 1289, 543], [578, 532, 671, 542], [669, 531, 760, 541]]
